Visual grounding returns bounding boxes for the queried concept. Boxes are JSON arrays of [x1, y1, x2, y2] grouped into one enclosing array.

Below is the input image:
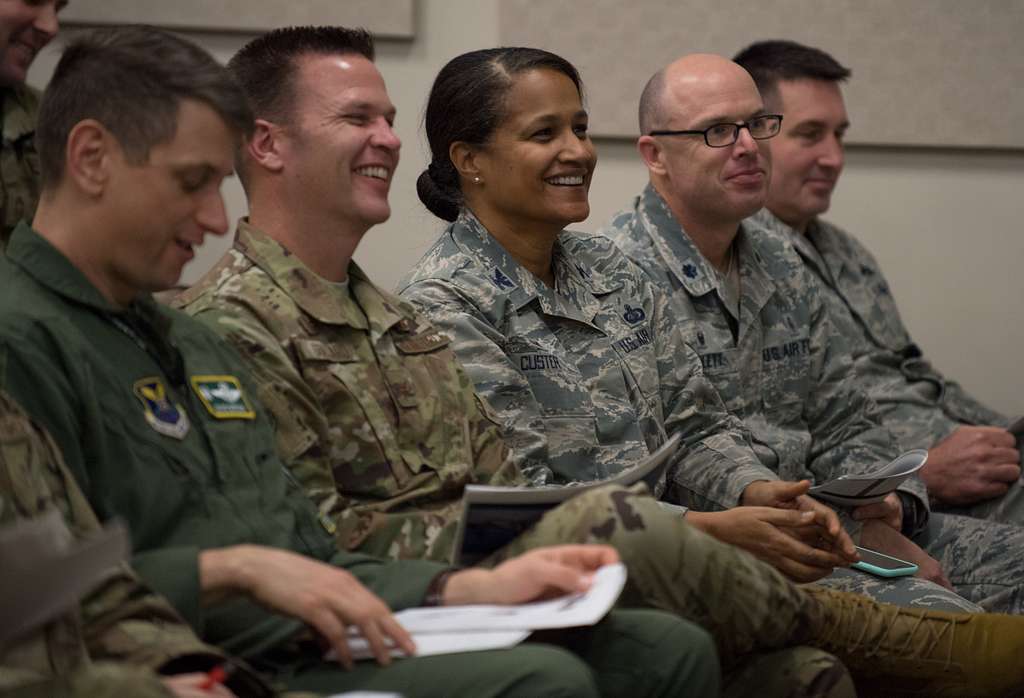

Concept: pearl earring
[[473, 176, 482, 184]]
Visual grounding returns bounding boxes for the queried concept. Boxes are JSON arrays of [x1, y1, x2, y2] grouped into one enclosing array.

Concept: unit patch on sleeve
[[133, 377, 190, 439], [190, 375, 256, 420]]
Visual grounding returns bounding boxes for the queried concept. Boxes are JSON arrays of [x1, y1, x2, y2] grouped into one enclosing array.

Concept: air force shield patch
[[133, 377, 190, 439], [190, 375, 255, 420]]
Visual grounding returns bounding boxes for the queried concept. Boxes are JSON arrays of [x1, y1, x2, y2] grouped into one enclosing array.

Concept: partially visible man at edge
[[601, 52, 1024, 616], [0, 0, 64, 243], [176, 25, 1024, 698], [0, 25, 720, 698], [734, 39, 1021, 526], [0, 390, 275, 698]]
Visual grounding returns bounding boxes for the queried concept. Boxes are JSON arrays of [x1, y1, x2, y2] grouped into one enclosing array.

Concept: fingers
[[772, 479, 812, 505], [380, 614, 416, 657], [986, 462, 1022, 483], [360, 618, 394, 667], [531, 558, 592, 595], [309, 607, 353, 670], [972, 426, 1018, 448], [552, 543, 620, 569]]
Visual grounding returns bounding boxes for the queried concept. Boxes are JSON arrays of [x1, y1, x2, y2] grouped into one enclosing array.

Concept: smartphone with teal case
[[851, 546, 918, 578]]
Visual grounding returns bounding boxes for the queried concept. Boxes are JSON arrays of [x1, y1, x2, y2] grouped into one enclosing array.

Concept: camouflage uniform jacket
[[752, 208, 1007, 450], [0, 223, 446, 660], [396, 210, 766, 507], [602, 185, 927, 516], [0, 391, 265, 696], [0, 86, 41, 246], [175, 220, 521, 562]]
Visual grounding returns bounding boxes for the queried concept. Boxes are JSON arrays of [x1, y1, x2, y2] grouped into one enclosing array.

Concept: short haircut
[[418, 47, 584, 222], [733, 40, 850, 109], [36, 25, 252, 188], [228, 26, 375, 125], [638, 67, 667, 134]]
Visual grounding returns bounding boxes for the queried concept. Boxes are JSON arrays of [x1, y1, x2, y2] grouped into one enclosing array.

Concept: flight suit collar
[[6, 221, 128, 314], [235, 220, 405, 338], [450, 209, 614, 326]]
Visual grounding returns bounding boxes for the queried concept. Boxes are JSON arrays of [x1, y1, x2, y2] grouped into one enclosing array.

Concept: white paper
[[808, 449, 928, 506], [333, 563, 627, 662]]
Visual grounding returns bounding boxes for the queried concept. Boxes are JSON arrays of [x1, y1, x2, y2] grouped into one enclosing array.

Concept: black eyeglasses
[[649, 114, 783, 147]]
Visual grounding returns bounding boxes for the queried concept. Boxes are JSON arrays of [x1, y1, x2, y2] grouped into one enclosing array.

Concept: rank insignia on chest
[[682, 263, 699, 279], [133, 377, 190, 439], [622, 304, 646, 325], [190, 375, 256, 420]]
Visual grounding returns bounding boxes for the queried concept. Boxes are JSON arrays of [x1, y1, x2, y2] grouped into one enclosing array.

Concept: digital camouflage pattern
[[0, 390, 239, 698], [602, 184, 921, 512], [396, 210, 766, 500], [0, 86, 41, 247], [602, 184, 1024, 615], [752, 209, 1024, 526], [752, 208, 1008, 444], [176, 221, 522, 562]]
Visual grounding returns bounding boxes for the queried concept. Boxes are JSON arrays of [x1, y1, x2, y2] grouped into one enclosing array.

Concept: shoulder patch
[[491, 267, 517, 290], [133, 377, 190, 439], [190, 375, 256, 420]]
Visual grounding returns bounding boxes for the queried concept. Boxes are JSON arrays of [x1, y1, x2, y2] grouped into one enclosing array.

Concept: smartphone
[[851, 546, 918, 578]]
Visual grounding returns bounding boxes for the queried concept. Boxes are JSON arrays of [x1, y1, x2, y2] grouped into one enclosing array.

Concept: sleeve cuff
[[132, 546, 204, 633]]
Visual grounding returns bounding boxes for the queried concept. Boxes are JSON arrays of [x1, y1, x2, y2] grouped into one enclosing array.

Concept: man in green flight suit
[[176, 25, 1024, 698], [0, 0, 64, 242], [0, 24, 723, 698]]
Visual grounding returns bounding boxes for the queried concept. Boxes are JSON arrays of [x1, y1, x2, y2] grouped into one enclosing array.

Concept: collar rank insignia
[[623, 304, 646, 324], [190, 375, 255, 420], [491, 267, 516, 290], [682, 263, 699, 279], [134, 377, 190, 439]]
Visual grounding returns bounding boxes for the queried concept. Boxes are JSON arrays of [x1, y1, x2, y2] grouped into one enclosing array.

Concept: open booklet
[[451, 432, 682, 566], [0, 510, 129, 646], [808, 449, 928, 507], [339, 562, 628, 661]]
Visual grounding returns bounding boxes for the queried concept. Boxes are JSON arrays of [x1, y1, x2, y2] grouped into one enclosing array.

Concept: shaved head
[[654, 54, 762, 131]]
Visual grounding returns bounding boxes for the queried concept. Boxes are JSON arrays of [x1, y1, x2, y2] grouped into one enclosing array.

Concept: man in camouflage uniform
[[0, 390, 275, 698], [0, 0, 63, 244], [603, 52, 1024, 615], [733, 40, 1022, 527], [172, 27, 1024, 698]]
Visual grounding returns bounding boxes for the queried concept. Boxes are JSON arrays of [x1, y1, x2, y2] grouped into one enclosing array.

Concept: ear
[[65, 119, 110, 197], [245, 118, 285, 174], [636, 135, 667, 176], [449, 141, 483, 184]]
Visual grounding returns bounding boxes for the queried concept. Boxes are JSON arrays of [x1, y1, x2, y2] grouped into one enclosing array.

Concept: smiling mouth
[[354, 166, 390, 181], [546, 175, 585, 186]]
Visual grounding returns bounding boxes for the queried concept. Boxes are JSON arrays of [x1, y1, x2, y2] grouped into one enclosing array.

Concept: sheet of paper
[[0, 513, 129, 645], [332, 562, 627, 663], [344, 629, 531, 661], [392, 562, 626, 634], [809, 449, 928, 506]]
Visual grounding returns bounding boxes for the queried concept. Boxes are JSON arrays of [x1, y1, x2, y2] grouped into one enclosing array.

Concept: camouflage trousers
[[936, 478, 1024, 528], [0, 662, 174, 698], [487, 484, 855, 697]]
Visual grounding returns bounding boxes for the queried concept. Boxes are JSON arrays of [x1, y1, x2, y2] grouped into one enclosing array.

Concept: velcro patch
[[133, 377, 190, 439], [190, 375, 255, 420]]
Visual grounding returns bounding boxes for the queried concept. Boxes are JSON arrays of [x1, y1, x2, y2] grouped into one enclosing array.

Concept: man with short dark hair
[[603, 52, 1024, 617], [0, 25, 707, 698], [0, 0, 64, 242], [735, 40, 1022, 525]]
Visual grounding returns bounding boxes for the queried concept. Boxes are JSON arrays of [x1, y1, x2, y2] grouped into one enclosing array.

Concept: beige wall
[[28, 0, 1024, 416]]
